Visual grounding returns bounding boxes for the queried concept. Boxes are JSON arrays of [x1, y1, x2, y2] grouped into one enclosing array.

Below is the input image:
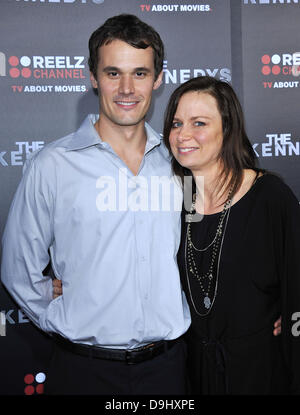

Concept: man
[[1, 14, 190, 395]]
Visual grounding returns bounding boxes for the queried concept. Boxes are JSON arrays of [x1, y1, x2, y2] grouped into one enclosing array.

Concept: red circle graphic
[[9, 68, 20, 78], [36, 384, 44, 394], [24, 385, 35, 395], [8, 56, 19, 66], [262, 65, 271, 75], [261, 55, 270, 65], [272, 65, 281, 75], [24, 374, 34, 384], [22, 68, 31, 78]]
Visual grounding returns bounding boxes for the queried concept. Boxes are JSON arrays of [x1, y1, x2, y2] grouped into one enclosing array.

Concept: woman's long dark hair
[[163, 76, 258, 203]]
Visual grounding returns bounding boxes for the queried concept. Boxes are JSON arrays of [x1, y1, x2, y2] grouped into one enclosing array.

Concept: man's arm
[[49, 278, 282, 335], [1, 155, 54, 328]]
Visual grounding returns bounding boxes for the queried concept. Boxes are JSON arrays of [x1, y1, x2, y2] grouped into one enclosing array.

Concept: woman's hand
[[273, 316, 281, 336], [52, 279, 62, 299]]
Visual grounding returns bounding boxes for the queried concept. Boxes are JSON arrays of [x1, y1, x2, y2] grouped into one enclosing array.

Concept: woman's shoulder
[[254, 171, 299, 209], [256, 171, 292, 193]]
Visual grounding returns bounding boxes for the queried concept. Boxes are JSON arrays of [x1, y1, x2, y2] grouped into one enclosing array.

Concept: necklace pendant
[[204, 296, 211, 309]]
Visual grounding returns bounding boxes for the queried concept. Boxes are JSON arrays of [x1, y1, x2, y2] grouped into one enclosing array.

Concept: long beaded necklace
[[185, 187, 233, 316]]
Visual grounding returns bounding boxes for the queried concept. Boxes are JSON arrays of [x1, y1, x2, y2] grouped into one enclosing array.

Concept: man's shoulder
[[23, 131, 75, 173], [25, 114, 98, 169], [39, 132, 75, 155]]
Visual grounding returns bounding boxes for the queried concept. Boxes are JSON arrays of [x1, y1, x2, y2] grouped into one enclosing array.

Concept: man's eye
[[108, 72, 118, 77], [136, 72, 146, 77]]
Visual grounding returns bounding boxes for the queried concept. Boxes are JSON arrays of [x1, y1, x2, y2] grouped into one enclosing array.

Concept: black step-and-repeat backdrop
[[0, 0, 299, 395]]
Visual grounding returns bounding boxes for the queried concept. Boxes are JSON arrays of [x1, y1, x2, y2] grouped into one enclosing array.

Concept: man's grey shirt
[[1, 114, 191, 349]]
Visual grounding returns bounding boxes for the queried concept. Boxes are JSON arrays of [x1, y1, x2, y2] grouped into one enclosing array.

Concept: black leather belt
[[53, 334, 179, 364]]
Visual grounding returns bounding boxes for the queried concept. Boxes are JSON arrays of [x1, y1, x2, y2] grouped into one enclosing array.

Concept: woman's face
[[169, 91, 223, 175]]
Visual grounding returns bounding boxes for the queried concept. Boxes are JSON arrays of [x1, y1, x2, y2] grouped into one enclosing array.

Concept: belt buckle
[[142, 342, 155, 350], [125, 342, 157, 365], [125, 349, 136, 365]]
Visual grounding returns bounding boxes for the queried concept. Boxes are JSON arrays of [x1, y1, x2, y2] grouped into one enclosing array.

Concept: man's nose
[[118, 75, 135, 95]]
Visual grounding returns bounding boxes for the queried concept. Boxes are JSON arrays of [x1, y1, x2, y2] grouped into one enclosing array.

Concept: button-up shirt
[[1, 114, 191, 349]]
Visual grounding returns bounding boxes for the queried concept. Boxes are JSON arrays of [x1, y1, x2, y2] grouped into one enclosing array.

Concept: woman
[[163, 76, 300, 395]]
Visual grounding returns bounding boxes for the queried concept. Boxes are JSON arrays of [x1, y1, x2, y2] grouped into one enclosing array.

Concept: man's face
[[90, 39, 163, 128]]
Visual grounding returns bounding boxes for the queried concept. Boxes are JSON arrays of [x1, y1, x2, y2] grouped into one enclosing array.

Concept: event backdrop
[[0, 0, 299, 395]]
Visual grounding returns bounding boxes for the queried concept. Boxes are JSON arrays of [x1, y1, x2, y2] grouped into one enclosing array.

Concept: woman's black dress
[[177, 174, 300, 394]]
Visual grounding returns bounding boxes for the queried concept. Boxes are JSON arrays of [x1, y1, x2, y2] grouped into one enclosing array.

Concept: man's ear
[[153, 70, 163, 90], [90, 71, 98, 89]]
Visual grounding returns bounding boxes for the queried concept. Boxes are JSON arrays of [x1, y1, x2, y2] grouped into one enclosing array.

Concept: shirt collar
[[65, 114, 162, 153], [65, 114, 102, 151]]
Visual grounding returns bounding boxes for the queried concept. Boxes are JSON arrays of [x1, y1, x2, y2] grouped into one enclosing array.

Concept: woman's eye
[[171, 122, 182, 128], [195, 121, 205, 126]]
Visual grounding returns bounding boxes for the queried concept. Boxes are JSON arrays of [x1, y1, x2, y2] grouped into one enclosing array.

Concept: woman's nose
[[177, 125, 193, 142]]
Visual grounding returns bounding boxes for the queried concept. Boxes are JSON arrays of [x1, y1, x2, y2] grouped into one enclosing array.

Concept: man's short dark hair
[[88, 14, 164, 81]]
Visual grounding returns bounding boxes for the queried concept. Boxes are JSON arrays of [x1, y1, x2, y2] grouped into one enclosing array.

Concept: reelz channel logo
[[261, 52, 300, 88], [0, 53, 88, 93], [24, 372, 46, 396], [5, 55, 85, 79]]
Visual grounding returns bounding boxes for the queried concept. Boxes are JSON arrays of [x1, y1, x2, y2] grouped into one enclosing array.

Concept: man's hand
[[52, 278, 62, 299], [273, 316, 281, 336]]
